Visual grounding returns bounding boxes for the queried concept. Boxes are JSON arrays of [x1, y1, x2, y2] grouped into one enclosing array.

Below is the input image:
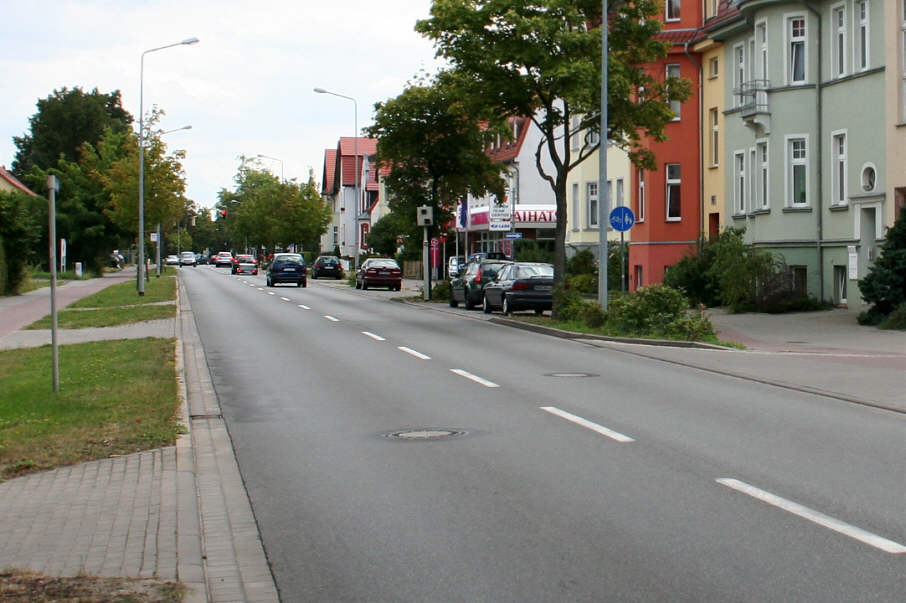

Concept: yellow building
[[885, 0, 906, 225], [694, 32, 726, 239]]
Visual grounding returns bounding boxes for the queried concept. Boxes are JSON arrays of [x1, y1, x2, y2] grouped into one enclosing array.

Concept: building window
[[789, 17, 807, 84], [616, 178, 624, 207], [787, 137, 808, 206], [666, 163, 681, 220], [832, 132, 847, 206], [710, 0, 718, 20], [734, 152, 746, 214], [757, 142, 769, 210], [570, 115, 580, 151], [666, 0, 680, 22], [861, 164, 877, 192], [833, 6, 846, 77], [667, 64, 681, 120], [637, 169, 646, 222], [857, 1, 869, 71], [756, 21, 768, 81], [709, 56, 719, 78], [571, 182, 579, 231], [710, 108, 719, 166], [587, 182, 598, 228], [734, 44, 745, 107]]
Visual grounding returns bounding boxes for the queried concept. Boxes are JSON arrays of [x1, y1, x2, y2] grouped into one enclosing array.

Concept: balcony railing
[[734, 80, 770, 118]]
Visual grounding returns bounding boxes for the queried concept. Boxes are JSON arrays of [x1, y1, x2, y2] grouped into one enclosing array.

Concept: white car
[[179, 251, 197, 267], [165, 254, 180, 266]]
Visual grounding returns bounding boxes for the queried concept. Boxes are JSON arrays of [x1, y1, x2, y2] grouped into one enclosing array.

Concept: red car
[[232, 254, 258, 275], [355, 258, 402, 291]]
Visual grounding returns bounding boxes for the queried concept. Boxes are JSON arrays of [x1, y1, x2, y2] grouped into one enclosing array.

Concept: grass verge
[[0, 338, 183, 481], [70, 273, 177, 308], [0, 569, 186, 602], [25, 304, 176, 329]]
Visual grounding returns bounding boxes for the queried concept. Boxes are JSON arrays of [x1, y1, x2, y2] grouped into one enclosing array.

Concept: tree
[[858, 206, 906, 324], [12, 87, 132, 179], [368, 212, 421, 258], [0, 190, 43, 293], [365, 71, 507, 240], [416, 1, 689, 316]]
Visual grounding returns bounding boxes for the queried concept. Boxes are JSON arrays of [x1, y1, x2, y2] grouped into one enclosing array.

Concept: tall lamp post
[[138, 36, 199, 295], [256, 154, 284, 182], [313, 87, 360, 271]]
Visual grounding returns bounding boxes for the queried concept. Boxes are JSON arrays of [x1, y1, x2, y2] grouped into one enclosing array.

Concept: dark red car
[[355, 258, 402, 291]]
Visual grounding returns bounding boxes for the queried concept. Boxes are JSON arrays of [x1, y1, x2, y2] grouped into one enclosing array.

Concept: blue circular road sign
[[609, 206, 635, 232]]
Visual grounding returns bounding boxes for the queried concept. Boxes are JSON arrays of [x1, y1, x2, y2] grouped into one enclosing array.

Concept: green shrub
[[606, 284, 691, 336], [662, 241, 720, 307], [432, 279, 451, 300], [553, 285, 588, 322], [568, 273, 597, 295], [581, 302, 605, 328], [859, 206, 906, 320], [567, 249, 596, 275], [0, 234, 7, 295], [513, 239, 554, 263], [879, 303, 906, 330]]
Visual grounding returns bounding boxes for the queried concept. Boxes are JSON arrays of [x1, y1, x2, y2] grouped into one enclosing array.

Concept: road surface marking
[[362, 331, 386, 341], [716, 478, 906, 554], [450, 369, 499, 388], [298, 304, 310, 310], [280, 297, 291, 301], [323, 315, 340, 322], [267, 292, 275, 296], [398, 346, 430, 360], [257, 287, 264, 291], [539, 407, 635, 443]]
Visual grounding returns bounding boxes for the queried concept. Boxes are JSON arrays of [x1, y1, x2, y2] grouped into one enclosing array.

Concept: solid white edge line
[[716, 478, 906, 554], [362, 331, 386, 341], [450, 368, 499, 388], [323, 315, 340, 322], [539, 406, 635, 443], [298, 304, 310, 310], [398, 346, 430, 360], [280, 297, 291, 301]]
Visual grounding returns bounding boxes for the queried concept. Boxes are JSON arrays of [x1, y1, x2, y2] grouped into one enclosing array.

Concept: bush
[[553, 285, 589, 322], [566, 249, 596, 275], [606, 284, 688, 335], [662, 241, 720, 307], [879, 303, 906, 330], [0, 234, 7, 295], [859, 206, 906, 321], [431, 279, 451, 300], [581, 302, 605, 328], [513, 239, 554, 263], [568, 273, 597, 295]]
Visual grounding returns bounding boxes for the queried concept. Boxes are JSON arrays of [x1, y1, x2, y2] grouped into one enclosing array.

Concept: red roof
[[321, 149, 337, 195], [0, 165, 37, 196], [337, 137, 377, 188], [704, 0, 742, 32], [487, 116, 531, 163], [654, 29, 703, 45]]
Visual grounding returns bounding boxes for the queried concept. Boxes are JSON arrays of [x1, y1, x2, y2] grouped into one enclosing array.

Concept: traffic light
[[219, 209, 227, 219]]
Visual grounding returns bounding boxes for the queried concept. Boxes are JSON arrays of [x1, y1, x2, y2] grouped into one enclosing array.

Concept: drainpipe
[[684, 41, 705, 251], [805, 2, 824, 302]]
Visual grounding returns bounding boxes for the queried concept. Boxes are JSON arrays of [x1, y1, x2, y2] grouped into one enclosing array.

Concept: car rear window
[[516, 264, 553, 278], [274, 255, 303, 265], [368, 260, 399, 268]]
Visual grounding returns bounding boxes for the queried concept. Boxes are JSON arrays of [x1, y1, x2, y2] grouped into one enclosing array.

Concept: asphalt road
[[182, 266, 905, 602]]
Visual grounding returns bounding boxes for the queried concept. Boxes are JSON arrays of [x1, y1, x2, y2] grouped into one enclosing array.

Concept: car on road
[[214, 252, 234, 268], [165, 254, 180, 266], [482, 262, 554, 315], [312, 255, 344, 279], [449, 259, 511, 309], [267, 253, 307, 287], [179, 251, 197, 267], [232, 254, 258, 275], [448, 255, 465, 278], [355, 258, 402, 290]]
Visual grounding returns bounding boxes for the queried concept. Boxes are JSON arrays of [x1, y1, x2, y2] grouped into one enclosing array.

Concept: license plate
[[282, 268, 296, 272], [535, 285, 552, 291], [379, 270, 390, 275]]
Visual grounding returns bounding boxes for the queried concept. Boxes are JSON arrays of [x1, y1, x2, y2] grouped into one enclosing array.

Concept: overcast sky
[[0, 0, 441, 208]]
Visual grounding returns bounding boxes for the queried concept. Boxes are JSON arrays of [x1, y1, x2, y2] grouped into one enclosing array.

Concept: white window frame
[[709, 56, 719, 79], [831, 4, 847, 78], [570, 115, 580, 151], [785, 134, 810, 207], [665, 163, 682, 221], [710, 0, 718, 20], [749, 147, 757, 212], [586, 181, 599, 228], [637, 169, 646, 222], [571, 182, 579, 231], [616, 178, 624, 207], [667, 64, 681, 120], [733, 43, 746, 107], [710, 108, 719, 167], [786, 14, 808, 85], [757, 140, 770, 210], [755, 20, 768, 82], [734, 151, 746, 214], [666, 0, 680, 22], [831, 130, 847, 206], [855, 1, 870, 72]]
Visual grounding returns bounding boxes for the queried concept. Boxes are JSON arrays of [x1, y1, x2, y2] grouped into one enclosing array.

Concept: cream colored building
[[694, 34, 726, 239], [886, 0, 906, 225]]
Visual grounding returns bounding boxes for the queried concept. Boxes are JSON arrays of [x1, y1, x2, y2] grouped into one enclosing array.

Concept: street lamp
[[256, 154, 284, 182], [313, 87, 361, 271], [138, 36, 199, 295]]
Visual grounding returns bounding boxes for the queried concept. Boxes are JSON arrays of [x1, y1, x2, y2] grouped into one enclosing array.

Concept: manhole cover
[[384, 428, 467, 441], [545, 372, 598, 378]]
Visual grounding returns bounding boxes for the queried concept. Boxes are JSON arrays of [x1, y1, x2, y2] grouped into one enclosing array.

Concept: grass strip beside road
[[25, 304, 176, 329], [0, 569, 186, 602], [70, 272, 177, 307], [0, 338, 183, 481]]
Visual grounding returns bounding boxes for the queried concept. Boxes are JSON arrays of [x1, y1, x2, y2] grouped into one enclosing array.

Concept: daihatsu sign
[[514, 207, 556, 225]]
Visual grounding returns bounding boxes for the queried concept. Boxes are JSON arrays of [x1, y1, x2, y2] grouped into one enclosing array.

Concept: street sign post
[[504, 232, 523, 239], [609, 207, 636, 293]]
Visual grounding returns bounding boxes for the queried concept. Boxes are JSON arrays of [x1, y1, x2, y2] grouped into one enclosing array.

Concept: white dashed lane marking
[[298, 304, 310, 310], [398, 346, 430, 360], [539, 406, 635, 443], [362, 332, 386, 341], [450, 369, 499, 388], [324, 315, 340, 322]]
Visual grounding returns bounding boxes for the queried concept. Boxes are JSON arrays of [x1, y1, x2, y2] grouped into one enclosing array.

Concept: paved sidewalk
[[0, 274, 279, 602]]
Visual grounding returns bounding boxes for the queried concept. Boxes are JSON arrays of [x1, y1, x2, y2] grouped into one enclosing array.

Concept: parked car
[[448, 255, 465, 278], [355, 258, 402, 290], [179, 251, 197, 267], [214, 252, 234, 268], [449, 259, 512, 309], [232, 254, 258, 275], [482, 262, 554, 315], [312, 255, 344, 279], [165, 254, 180, 266], [267, 253, 307, 287], [195, 253, 206, 265]]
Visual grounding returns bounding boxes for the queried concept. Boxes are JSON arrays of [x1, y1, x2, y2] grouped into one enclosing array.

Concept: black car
[[312, 255, 344, 279], [449, 259, 511, 310], [267, 253, 307, 287], [482, 262, 554, 315]]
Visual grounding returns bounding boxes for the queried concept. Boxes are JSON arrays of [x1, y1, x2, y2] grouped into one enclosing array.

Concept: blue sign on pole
[[609, 206, 635, 232]]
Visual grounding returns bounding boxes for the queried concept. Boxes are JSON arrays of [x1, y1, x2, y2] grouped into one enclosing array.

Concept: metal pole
[[156, 223, 162, 276], [353, 102, 359, 272], [621, 231, 626, 293], [423, 227, 430, 301], [598, 0, 610, 309], [48, 175, 60, 392], [138, 52, 146, 295]]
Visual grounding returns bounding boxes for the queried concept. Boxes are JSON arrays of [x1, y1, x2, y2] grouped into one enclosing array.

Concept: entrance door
[[834, 265, 847, 307]]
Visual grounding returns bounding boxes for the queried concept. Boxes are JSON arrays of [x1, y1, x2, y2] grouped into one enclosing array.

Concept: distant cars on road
[[267, 253, 307, 287], [165, 254, 180, 266], [449, 259, 511, 309], [179, 251, 197, 267], [214, 252, 234, 268], [232, 254, 258, 275], [312, 255, 344, 279], [356, 258, 402, 290], [482, 262, 554, 315]]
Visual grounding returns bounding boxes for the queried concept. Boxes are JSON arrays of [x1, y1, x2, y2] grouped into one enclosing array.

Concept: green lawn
[[25, 304, 176, 329], [70, 272, 177, 307], [0, 338, 182, 481]]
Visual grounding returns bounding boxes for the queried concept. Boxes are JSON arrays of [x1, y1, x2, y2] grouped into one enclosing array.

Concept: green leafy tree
[[12, 87, 132, 179], [416, 1, 689, 316], [365, 71, 507, 239], [0, 190, 43, 293], [858, 206, 906, 324], [368, 212, 420, 258], [706, 228, 776, 313]]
